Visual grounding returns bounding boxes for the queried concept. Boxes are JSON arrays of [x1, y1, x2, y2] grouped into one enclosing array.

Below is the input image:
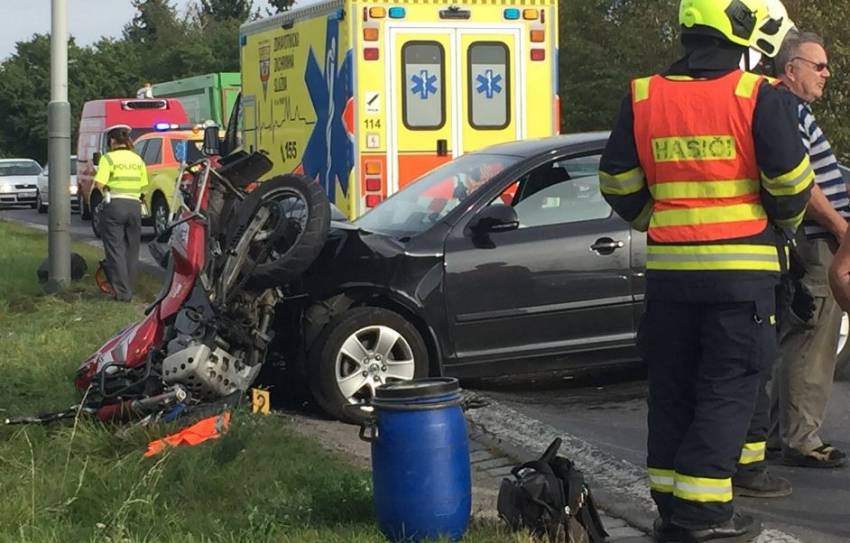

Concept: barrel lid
[[374, 377, 460, 400]]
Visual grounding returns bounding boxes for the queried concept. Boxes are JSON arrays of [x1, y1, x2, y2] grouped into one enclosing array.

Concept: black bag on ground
[[497, 438, 608, 543]]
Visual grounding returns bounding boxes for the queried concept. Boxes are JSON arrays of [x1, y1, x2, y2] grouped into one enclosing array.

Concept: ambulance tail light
[[364, 48, 379, 61], [530, 49, 546, 61], [365, 161, 382, 176], [365, 177, 381, 192], [503, 8, 520, 20], [388, 7, 405, 18], [368, 7, 385, 18], [530, 30, 545, 43], [366, 194, 382, 208], [522, 9, 539, 20], [363, 28, 379, 41]]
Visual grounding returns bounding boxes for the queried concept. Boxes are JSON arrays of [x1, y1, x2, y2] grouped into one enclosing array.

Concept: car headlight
[[70, 184, 78, 195], [0, 183, 12, 193]]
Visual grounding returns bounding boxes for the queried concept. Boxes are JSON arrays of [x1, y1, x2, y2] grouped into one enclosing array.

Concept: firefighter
[[599, 1, 812, 541], [94, 124, 148, 302]]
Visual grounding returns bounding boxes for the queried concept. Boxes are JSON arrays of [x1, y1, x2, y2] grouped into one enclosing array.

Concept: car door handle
[[590, 238, 624, 254]]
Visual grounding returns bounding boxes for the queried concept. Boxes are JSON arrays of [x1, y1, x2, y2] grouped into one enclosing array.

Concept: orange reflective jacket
[[632, 70, 767, 244]]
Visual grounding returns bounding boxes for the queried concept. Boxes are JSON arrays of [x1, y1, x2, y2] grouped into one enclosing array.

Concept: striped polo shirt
[[796, 99, 850, 239]]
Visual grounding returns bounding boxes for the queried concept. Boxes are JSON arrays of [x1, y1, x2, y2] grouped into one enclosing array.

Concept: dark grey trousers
[[101, 198, 141, 301]]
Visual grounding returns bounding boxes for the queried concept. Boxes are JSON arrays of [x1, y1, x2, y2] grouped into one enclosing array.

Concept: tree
[[199, 0, 253, 22], [267, 0, 295, 14], [559, 0, 679, 132], [124, 0, 181, 46]]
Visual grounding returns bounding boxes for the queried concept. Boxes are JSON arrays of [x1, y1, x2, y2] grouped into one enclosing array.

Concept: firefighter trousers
[[640, 292, 776, 528]]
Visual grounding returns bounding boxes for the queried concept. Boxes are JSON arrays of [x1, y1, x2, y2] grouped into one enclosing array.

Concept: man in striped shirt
[[770, 30, 849, 468]]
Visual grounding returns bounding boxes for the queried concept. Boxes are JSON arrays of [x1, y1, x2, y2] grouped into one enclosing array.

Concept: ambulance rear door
[[386, 25, 522, 194]]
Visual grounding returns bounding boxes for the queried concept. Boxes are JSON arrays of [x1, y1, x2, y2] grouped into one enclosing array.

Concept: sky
[[0, 0, 277, 61]]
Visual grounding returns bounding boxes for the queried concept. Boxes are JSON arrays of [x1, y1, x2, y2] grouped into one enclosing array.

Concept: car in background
[[36, 155, 80, 214], [133, 129, 206, 237], [0, 159, 42, 209], [77, 98, 189, 226]]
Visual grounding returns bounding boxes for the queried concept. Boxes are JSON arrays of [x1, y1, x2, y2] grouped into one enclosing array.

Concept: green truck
[[152, 73, 241, 128]]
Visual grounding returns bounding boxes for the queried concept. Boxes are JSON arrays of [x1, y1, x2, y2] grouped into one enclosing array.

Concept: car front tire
[[309, 306, 428, 424], [151, 193, 169, 238], [36, 192, 47, 214], [80, 194, 91, 220]]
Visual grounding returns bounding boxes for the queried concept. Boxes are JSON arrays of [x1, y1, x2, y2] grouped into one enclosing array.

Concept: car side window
[[134, 140, 148, 158], [142, 138, 162, 166], [496, 154, 610, 228]]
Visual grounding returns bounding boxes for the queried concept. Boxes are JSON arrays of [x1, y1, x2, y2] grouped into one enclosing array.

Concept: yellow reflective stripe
[[648, 468, 675, 493], [110, 176, 144, 182], [739, 441, 766, 465], [599, 167, 645, 196], [735, 72, 762, 98], [651, 179, 758, 200], [647, 244, 780, 272], [633, 77, 651, 103], [665, 75, 696, 81], [774, 208, 807, 230], [652, 203, 766, 227], [761, 158, 815, 196], [651, 136, 737, 163], [674, 474, 733, 503], [631, 200, 653, 232]]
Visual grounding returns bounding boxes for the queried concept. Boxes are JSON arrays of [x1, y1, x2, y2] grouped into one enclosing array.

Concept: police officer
[[599, 1, 811, 541], [94, 125, 148, 302]]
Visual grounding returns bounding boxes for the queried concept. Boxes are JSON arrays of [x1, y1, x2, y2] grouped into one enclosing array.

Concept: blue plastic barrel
[[365, 377, 471, 542]]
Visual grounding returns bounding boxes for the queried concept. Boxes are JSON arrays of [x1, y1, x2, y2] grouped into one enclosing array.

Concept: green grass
[[0, 220, 526, 543]]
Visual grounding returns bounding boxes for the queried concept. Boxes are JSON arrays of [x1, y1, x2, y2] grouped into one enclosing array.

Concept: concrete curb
[[466, 393, 804, 543]]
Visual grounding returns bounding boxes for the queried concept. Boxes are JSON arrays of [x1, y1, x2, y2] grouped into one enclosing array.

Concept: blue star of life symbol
[[411, 70, 438, 99], [302, 18, 353, 203], [476, 69, 503, 99]]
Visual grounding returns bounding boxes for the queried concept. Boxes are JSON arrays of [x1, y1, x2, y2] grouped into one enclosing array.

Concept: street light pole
[[46, 0, 71, 293]]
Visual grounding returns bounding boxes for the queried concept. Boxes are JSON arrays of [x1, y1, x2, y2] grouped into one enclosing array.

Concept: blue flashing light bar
[[155, 122, 177, 131], [504, 8, 520, 20], [388, 7, 405, 18]]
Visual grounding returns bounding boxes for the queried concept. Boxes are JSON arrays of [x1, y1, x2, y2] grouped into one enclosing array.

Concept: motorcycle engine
[[161, 334, 261, 401]]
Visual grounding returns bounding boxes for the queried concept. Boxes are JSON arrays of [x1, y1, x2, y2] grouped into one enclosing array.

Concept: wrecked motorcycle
[[68, 133, 330, 423]]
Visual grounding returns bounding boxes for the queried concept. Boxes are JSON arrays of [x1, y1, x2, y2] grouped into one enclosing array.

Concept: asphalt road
[[6, 204, 849, 540], [0, 205, 158, 267], [478, 368, 850, 542]]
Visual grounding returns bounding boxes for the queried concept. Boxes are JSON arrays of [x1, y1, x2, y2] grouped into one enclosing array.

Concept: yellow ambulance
[[239, 0, 559, 219]]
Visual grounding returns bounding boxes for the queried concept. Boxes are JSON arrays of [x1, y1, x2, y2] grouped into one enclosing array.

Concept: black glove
[[790, 280, 816, 323]]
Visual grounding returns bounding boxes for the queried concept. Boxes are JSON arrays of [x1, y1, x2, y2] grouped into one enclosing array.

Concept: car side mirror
[[92, 152, 101, 166], [469, 204, 519, 234], [202, 125, 221, 156]]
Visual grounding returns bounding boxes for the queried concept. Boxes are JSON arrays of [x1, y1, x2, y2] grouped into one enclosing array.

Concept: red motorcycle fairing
[[74, 308, 164, 392], [160, 217, 206, 319]]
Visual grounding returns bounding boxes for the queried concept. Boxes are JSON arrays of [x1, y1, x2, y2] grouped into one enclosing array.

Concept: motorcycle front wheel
[[228, 174, 331, 290]]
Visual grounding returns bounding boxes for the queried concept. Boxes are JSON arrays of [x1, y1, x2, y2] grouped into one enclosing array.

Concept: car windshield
[[0, 161, 41, 176], [355, 152, 522, 237]]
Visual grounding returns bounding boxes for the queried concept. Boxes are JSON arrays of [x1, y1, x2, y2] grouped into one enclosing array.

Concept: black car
[[279, 132, 646, 422]]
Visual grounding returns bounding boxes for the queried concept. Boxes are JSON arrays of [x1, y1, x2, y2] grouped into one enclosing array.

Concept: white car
[[36, 155, 80, 214], [0, 159, 41, 208]]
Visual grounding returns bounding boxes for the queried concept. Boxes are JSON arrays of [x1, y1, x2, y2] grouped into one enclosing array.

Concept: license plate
[[21, 191, 36, 198]]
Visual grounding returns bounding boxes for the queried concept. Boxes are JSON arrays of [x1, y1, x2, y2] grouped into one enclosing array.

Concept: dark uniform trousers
[[640, 288, 776, 528], [101, 198, 142, 301]]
